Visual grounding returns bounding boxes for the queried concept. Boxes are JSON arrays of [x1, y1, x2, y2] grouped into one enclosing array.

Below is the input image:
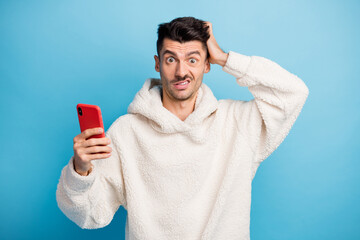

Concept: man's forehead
[[161, 38, 205, 55]]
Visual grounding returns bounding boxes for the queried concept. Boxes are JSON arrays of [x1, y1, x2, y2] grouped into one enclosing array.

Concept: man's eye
[[166, 57, 175, 63], [189, 58, 197, 64]]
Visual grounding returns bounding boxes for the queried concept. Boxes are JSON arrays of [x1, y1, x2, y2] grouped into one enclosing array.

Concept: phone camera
[[78, 107, 83, 116]]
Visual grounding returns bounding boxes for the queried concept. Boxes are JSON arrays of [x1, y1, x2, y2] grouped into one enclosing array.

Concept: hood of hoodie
[[127, 78, 218, 139]]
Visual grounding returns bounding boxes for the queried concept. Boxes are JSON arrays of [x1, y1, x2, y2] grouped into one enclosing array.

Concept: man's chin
[[172, 94, 191, 101], [172, 90, 198, 102]]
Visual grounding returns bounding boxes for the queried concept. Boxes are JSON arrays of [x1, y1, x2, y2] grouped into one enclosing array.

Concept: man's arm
[[56, 126, 126, 229], [205, 22, 309, 178]]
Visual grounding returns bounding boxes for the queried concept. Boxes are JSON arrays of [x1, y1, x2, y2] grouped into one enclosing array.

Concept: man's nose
[[175, 60, 188, 79]]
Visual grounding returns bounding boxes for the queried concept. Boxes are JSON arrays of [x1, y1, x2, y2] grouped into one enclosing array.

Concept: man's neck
[[161, 90, 198, 121]]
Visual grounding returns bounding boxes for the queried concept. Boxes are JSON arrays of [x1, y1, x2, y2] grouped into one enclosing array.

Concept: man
[[56, 17, 309, 240]]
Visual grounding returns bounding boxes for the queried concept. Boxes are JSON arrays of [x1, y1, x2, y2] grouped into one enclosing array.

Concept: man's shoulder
[[216, 99, 255, 121], [218, 98, 250, 109], [107, 113, 141, 133]]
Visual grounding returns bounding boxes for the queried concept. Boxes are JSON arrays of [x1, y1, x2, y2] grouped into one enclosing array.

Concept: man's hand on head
[[204, 21, 229, 67]]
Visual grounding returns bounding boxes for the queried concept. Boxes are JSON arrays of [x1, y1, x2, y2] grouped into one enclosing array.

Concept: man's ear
[[154, 55, 160, 72], [204, 58, 211, 73]]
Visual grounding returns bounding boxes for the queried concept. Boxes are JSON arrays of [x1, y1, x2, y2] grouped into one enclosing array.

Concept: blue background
[[1, 0, 359, 239]]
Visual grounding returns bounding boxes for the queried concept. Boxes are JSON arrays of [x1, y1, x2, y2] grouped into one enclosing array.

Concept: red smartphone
[[77, 103, 105, 139]]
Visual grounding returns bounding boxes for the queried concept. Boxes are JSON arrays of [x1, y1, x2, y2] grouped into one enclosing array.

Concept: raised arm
[[205, 21, 309, 178], [223, 51, 309, 178]]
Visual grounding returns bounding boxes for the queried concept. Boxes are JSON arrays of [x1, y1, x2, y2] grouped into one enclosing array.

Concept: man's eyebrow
[[186, 50, 201, 57], [162, 50, 177, 57], [162, 50, 202, 57]]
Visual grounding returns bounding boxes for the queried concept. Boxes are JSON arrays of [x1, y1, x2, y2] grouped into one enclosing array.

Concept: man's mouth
[[173, 79, 191, 89], [174, 80, 190, 85]]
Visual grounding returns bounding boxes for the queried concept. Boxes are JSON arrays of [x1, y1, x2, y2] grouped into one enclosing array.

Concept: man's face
[[154, 38, 210, 102]]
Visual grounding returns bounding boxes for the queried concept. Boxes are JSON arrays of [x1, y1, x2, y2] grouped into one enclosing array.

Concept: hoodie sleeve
[[222, 51, 309, 178], [55, 127, 126, 229]]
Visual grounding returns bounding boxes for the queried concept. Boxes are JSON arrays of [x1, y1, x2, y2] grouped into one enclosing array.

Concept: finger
[[87, 152, 112, 161], [84, 146, 112, 154], [204, 21, 212, 33], [74, 128, 103, 143], [81, 137, 111, 148], [80, 128, 104, 141]]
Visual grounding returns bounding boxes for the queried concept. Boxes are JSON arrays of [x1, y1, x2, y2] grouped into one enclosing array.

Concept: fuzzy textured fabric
[[56, 51, 309, 240]]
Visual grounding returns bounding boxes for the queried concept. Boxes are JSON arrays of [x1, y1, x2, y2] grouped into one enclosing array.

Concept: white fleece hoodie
[[56, 51, 309, 240]]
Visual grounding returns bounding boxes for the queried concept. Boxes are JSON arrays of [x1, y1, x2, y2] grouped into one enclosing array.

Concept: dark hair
[[156, 17, 210, 60]]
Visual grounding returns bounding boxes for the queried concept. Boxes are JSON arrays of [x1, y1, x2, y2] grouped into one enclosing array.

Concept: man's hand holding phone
[[73, 128, 112, 176]]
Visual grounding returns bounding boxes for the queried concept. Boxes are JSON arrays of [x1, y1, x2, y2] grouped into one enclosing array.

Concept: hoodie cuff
[[64, 156, 96, 193], [222, 51, 252, 79]]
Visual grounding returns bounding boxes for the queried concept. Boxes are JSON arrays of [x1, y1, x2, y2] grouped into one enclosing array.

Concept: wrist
[[215, 52, 229, 67], [74, 161, 93, 176]]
